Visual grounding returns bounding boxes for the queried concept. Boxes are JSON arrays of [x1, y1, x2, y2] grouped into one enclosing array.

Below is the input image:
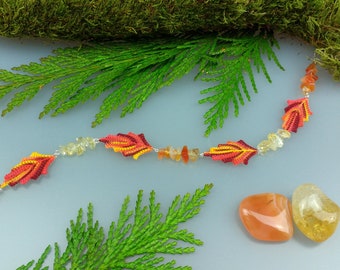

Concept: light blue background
[[0, 36, 340, 269]]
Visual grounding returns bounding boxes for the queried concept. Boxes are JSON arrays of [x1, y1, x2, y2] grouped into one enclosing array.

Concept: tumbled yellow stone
[[292, 183, 340, 242]]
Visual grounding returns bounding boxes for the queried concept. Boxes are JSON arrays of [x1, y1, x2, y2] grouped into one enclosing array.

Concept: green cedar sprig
[[198, 36, 284, 135], [17, 184, 213, 269], [0, 35, 283, 136]]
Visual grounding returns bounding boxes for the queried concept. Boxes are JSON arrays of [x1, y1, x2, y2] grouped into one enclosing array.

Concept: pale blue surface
[[0, 36, 340, 269]]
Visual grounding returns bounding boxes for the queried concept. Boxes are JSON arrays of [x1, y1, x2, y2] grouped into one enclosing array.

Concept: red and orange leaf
[[204, 140, 257, 165], [1, 152, 55, 189], [282, 98, 312, 133], [99, 132, 153, 160]]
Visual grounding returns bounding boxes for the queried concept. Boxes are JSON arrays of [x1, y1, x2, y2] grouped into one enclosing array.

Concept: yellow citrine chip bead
[[292, 183, 340, 242], [188, 148, 200, 162], [257, 129, 291, 155], [267, 133, 283, 150], [277, 129, 291, 139], [168, 146, 182, 161], [257, 140, 272, 155], [57, 137, 98, 156]]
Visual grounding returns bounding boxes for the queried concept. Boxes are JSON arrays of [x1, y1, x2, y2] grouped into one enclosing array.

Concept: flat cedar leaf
[[0, 34, 282, 135], [17, 184, 213, 270], [198, 35, 284, 136]]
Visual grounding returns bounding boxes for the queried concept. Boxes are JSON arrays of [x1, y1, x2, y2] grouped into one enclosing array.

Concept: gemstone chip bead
[[57, 137, 98, 156], [157, 146, 200, 163], [257, 129, 291, 155], [292, 183, 340, 242], [239, 193, 294, 242]]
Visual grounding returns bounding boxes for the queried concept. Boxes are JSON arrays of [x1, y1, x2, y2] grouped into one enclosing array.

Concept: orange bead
[[181, 146, 189, 163], [300, 63, 318, 93], [300, 73, 318, 92], [239, 193, 294, 242], [157, 147, 170, 159], [305, 62, 317, 75]]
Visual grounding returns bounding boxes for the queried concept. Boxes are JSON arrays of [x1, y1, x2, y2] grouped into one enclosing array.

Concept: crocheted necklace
[[0, 63, 318, 192]]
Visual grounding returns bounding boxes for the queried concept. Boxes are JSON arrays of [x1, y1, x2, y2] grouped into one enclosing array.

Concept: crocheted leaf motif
[[99, 132, 153, 160], [18, 184, 213, 269], [1, 152, 55, 189], [204, 140, 257, 165], [0, 35, 283, 136], [281, 98, 312, 132]]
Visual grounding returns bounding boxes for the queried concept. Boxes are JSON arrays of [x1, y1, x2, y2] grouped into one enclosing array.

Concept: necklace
[[0, 63, 318, 192]]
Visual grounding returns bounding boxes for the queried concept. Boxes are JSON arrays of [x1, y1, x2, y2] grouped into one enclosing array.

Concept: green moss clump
[[0, 0, 339, 79]]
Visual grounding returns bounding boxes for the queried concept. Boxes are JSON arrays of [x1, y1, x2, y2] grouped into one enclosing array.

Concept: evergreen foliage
[[0, 0, 339, 80], [0, 35, 282, 136], [198, 36, 283, 135], [17, 184, 213, 269]]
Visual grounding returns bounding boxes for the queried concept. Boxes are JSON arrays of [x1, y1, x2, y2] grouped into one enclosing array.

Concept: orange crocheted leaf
[[282, 98, 312, 133], [99, 132, 153, 160], [1, 152, 55, 189], [204, 140, 257, 165]]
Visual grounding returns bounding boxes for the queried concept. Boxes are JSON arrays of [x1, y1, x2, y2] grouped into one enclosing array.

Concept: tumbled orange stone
[[239, 193, 294, 242]]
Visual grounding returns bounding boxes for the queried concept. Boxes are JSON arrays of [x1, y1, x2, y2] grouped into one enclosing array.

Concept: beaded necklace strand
[[0, 63, 318, 192]]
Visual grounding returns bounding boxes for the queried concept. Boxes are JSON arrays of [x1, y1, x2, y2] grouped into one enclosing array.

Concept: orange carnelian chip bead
[[300, 74, 318, 92], [181, 146, 189, 163], [157, 147, 170, 160], [300, 62, 318, 93], [305, 62, 317, 75], [239, 193, 294, 242]]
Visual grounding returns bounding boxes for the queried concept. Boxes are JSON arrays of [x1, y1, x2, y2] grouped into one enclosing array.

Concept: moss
[[0, 0, 339, 79]]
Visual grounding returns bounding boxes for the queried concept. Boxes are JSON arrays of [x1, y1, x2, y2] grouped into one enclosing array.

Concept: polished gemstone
[[239, 193, 293, 241], [292, 183, 340, 242]]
